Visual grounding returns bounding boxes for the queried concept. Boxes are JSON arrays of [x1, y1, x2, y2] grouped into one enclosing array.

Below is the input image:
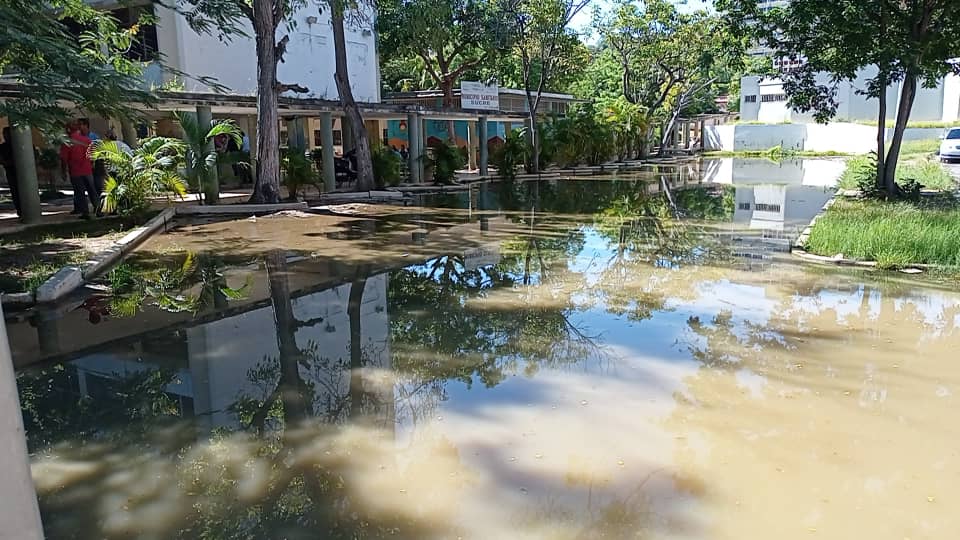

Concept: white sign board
[[461, 81, 500, 110], [463, 244, 501, 271]]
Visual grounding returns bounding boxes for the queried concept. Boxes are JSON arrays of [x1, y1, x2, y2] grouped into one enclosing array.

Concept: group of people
[[0, 119, 129, 220]]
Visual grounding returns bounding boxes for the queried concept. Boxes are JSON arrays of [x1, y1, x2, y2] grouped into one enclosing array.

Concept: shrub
[[425, 141, 466, 185], [91, 137, 187, 216], [371, 146, 402, 188], [282, 146, 319, 200], [491, 128, 527, 181]]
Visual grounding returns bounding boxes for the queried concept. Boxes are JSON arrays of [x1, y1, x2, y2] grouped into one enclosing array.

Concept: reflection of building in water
[[66, 272, 392, 431]]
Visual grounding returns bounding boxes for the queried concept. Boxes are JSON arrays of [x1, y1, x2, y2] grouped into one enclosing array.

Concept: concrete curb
[[16, 202, 310, 308], [792, 188, 843, 250]]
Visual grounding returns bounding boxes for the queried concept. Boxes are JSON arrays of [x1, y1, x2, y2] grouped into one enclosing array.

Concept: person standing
[[79, 119, 104, 214], [0, 127, 20, 217], [60, 123, 97, 219]]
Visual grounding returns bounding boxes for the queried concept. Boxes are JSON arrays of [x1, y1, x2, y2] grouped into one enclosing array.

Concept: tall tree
[[498, 0, 591, 172], [173, 1, 309, 203], [379, 0, 499, 141], [0, 0, 155, 130], [720, 0, 960, 197], [326, 0, 376, 191]]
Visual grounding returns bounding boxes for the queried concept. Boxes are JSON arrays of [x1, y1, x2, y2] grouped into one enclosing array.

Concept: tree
[[326, 0, 377, 191], [720, 0, 960, 197], [498, 0, 591, 172], [379, 0, 500, 141], [91, 137, 187, 216], [173, 111, 241, 204], [173, 0, 309, 203], [0, 0, 155, 130]]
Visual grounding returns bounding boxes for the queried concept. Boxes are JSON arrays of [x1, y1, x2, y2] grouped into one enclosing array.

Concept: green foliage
[[838, 151, 955, 194], [426, 141, 466, 184], [838, 153, 883, 196], [371, 146, 403, 188], [91, 138, 187, 216], [0, 0, 155, 130], [491, 128, 528, 180], [540, 103, 616, 166], [806, 198, 960, 268], [282, 147, 319, 200], [174, 111, 241, 204]]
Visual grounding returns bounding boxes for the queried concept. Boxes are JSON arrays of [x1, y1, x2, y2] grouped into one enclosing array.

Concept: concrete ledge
[[793, 189, 842, 250], [0, 292, 35, 308], [82, 207, 176, 280], [36, 267, 83, 303], [175, 202, 308, 215]]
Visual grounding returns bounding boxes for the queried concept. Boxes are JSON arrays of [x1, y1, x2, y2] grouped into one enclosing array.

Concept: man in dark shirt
[[0, 127, 21, 216]]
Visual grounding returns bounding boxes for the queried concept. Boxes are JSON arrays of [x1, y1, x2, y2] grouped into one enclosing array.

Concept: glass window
[[945, 128, 960, 140]]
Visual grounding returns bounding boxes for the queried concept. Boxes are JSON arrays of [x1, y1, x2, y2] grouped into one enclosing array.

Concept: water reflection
[[8, 164, 960, 539]]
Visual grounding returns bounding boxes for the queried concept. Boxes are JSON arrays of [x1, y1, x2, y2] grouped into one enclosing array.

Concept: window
[[333, 130, 343, 146], [738, 202, 751, 210], [755, 203, 781, 212], [761, 94, 788, 103], [744, 95, 757, 103], [314, 130, 323, 147], [946, 128, 960, 140]]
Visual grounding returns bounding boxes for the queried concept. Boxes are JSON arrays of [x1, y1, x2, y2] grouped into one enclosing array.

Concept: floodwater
[[6, 159, 960, 539]]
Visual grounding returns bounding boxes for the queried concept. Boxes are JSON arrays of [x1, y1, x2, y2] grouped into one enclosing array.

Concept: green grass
[[805, 198, 960, 268], [852, 119, 957, 129], [836, 145, 956, 192], [898, 138, 940, 159], [703, 146, 850, 158]]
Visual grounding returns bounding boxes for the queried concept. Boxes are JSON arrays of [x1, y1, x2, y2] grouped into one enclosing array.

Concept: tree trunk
[[330, 6, 375, 191], [658, 109, 681, 157], [875, 67, 887, 191], [527, 109, 540, 174], [347, 274, 368, 419], [266, 249, 310, 423], [442, 81, 457, 145], [250, 0, 282, 204], [883, 73, 918, 197]]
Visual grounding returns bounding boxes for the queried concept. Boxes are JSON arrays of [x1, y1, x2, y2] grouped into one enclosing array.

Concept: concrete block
[[36, 267, 83, 303], [0, 292, 35, 308], [176, 202, 308, 215]]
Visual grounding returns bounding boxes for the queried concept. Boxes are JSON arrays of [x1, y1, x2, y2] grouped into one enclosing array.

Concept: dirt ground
[[0, 216, 146, 294]]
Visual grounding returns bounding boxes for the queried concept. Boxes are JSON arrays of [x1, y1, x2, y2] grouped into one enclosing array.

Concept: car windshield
[[946, 128, 960, 140]]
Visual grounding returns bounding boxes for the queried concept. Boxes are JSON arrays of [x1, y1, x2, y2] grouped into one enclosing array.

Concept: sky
[[570, 0, 716, 42]]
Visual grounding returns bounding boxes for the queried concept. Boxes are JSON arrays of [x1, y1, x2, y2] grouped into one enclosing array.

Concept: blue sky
[[571, 0, 716, 41]]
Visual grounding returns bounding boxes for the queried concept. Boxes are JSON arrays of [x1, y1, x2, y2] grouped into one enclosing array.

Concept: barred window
[[761, 94, 788, 103], [744, 95, 757, 103], [755, 203, 782, 212]]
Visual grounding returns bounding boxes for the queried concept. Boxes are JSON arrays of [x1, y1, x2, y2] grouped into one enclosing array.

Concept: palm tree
[[91, 138, 188, 216], [173, 111, 242, 205]]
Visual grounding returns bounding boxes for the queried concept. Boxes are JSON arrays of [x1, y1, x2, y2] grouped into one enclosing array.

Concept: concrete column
[[699, 120, 706, 150], [467, 120, 478, 170], [120, 118, 139, 149], [478, 116, 489, 176], [319, 112, 336, 192], [0, 304, 45, 540], [11, 125, 40, 223], [341, 117, 354, 153], [406, 112, 422, 184], [196, 105, 219, 204], [286, 117, 308, 150]]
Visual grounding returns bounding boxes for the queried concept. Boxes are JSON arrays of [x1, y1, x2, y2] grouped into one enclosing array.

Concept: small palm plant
[[173, 111, 242, 205], [91, 137, 188, 216]]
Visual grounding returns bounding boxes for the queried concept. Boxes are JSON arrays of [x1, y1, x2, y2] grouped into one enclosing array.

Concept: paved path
[[944, 161, 960, 182]]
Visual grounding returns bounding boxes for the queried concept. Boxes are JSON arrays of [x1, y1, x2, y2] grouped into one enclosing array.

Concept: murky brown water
[[7, 165, 960, 539]]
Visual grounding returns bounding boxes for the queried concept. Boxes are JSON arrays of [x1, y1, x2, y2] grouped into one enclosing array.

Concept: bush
[[282, 146, 318, 200], [491, 129, 527, 181], [425, 141, 466, 185], [92, 137, 187, 216], [371, 146, 402, 188]]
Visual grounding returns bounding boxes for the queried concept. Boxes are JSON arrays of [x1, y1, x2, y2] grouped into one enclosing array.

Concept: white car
[[939, 127, 960, 162]]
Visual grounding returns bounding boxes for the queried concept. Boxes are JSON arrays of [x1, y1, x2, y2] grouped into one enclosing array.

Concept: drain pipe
[[0, 304, 44, 540]]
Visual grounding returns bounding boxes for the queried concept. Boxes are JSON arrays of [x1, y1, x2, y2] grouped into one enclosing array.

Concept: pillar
[[120, 118, 139, 149], [467, 120, 479, 170], [699, 119, 706, 151], [196, 105, 219, 204], [406, 112, 422, 183], [319, 112, 336, 192], [0, 305, 45, 540], [478, 116, 489, 177], [11, 125, 40, 224], [341, 117, 354, 153], [286, 117, 308, 150]]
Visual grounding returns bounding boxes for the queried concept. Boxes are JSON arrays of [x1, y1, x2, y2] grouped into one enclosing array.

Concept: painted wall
[[384, 119, 513, 151], [153, 4, 380, 102], [704, 123, 946, 154]]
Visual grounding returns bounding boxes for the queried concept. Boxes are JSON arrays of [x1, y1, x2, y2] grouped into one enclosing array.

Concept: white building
[[91, 0, 381, 103], [740, 68, 960, 124]]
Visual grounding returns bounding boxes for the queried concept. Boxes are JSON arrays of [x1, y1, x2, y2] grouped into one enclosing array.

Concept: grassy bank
[[837, 140, 956, 192], [805, 198, 960, 268], [0, 214, 152, 294], [703, 146, 850, 159]]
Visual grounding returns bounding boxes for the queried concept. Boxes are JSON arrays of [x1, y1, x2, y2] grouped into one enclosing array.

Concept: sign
[[463, 244, 500, 271], [461, 81, 500, 110]]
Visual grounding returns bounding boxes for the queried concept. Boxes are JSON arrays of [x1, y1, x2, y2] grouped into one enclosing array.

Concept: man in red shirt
[[60, 122, 98, 218]]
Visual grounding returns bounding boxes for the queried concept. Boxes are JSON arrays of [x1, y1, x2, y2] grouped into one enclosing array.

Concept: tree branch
[[277, 82, 309, 93], [276, 34, 291, 63]]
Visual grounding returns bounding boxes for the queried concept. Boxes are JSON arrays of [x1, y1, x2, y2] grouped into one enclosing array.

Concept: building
[[89, 0, 380, 103], [382, 88, 581, 150]]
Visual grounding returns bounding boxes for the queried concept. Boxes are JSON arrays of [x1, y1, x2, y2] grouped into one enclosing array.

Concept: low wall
[[704, 123, 947, 154]]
